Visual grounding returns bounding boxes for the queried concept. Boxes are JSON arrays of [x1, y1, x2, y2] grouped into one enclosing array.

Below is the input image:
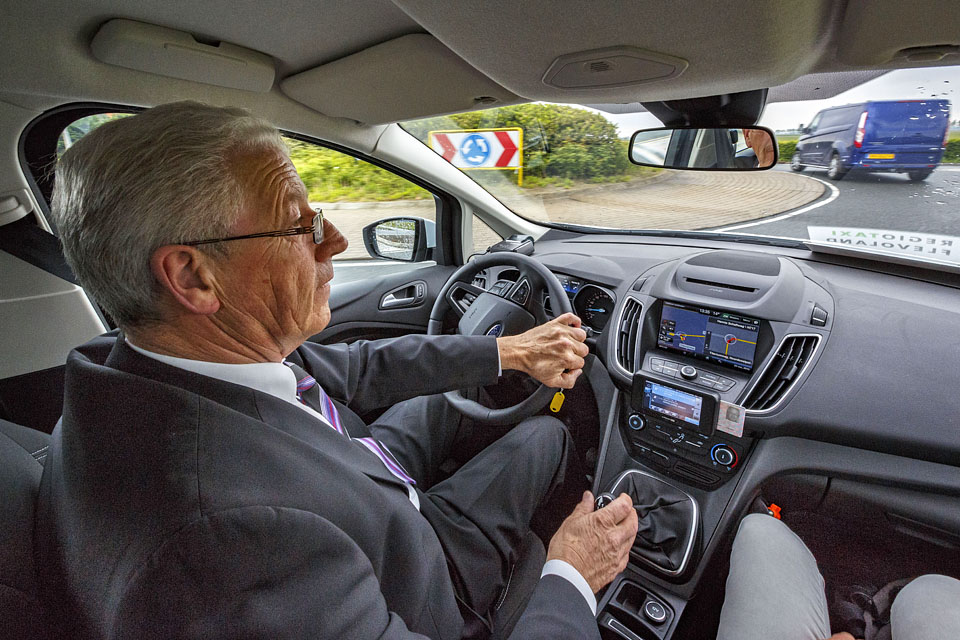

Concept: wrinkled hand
[[546, 491, 639, 593], [496, 313, 589, 388]]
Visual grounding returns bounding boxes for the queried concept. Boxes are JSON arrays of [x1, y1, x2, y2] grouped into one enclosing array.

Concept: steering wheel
[[427, 252, 574, 425]]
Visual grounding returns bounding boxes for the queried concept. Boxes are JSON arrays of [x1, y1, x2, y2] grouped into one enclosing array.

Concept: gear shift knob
[[595, 492, 618, 510]]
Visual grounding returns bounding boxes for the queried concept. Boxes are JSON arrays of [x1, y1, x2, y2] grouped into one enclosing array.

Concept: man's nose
[[317, 218, 348, 259]]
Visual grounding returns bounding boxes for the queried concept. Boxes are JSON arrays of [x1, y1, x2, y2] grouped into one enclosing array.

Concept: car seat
[[0, 419, 54, 639]]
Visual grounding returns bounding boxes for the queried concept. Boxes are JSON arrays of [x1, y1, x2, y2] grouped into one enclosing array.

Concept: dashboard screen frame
[[631, 374, 719, 436], [656, 300, 762, 373]]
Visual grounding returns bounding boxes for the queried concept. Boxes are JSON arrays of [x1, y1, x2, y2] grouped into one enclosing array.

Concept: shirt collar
[[125, 338, 301, 408]]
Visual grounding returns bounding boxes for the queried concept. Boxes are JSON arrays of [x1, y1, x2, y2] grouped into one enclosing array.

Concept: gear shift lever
[[602, 470, 699, 576], [595, 492, 618, 510]]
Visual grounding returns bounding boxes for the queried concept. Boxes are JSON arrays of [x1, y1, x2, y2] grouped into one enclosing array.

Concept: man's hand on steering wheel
[[496, 312, 589, 388]]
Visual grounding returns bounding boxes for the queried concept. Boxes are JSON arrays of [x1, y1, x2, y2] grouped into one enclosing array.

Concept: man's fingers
[[614, 510, 639, 545], [570, 490, 594, 516], [555, 312, 582, 328], [572, 340, 590, 357], [554, 368, 582, 389], [595, 493, 633, 525]]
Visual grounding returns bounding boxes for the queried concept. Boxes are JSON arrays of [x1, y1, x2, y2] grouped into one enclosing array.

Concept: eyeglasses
[[182, 209, 324, 246]]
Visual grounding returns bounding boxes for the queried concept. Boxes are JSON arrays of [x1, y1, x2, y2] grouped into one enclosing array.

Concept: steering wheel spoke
[[445, 280, 486, 318]]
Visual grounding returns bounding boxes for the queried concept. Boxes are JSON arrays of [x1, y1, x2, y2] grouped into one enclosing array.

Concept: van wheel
[[827, 153, 847, 180], [790, 153, 805, 172], [907, 170, 932, 182]]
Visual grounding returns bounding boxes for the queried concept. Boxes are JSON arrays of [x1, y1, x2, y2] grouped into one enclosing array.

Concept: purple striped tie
[[284, 362, 415, 486]]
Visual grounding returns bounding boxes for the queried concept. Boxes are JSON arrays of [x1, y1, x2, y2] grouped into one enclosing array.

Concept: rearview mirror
[[629, 126, 777, 171], [362, 217, 436, 262]]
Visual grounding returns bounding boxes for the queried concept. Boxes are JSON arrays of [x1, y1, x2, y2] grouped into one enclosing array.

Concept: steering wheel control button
[[628, 414, 645, 430], [711, 444, 738, 468], [510, 280, 531, 304], [680, 365, 697, 380], [643, 599, 668, 624]]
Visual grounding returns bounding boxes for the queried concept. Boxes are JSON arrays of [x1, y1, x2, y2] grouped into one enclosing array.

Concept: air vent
[[617, 298, 643, 372], [743, 335, 821, 412]]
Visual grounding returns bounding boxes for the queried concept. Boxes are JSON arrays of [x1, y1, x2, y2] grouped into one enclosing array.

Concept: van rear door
[[859, 100, 950, 166]]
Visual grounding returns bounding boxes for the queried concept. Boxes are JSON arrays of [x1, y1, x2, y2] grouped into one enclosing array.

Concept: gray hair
[[51, 101, 286, 329]]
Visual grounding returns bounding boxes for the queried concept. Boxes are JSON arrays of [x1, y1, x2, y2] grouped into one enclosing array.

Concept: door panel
[[312, 263, 458, 344]]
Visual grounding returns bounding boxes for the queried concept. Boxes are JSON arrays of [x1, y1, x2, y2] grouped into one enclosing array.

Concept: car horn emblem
[[485, 322, 504, 337]]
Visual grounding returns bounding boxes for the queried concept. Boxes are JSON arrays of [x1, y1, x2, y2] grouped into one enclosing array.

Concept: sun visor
[[281, 34, 520, 124], [91, 19, 276, 92], [836, 0, 960, 66]]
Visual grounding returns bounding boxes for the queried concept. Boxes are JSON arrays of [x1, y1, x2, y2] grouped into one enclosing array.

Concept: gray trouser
[[717, 513, 960, 640]]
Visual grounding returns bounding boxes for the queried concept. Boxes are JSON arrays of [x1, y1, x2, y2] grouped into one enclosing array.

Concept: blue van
[[790, 100, 951, 181]]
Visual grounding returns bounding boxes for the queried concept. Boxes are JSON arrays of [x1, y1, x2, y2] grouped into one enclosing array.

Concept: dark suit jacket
[[36, 333, 598, 639]]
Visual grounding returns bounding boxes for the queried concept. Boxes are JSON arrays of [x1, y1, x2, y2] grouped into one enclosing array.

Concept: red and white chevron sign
[[428, 128, 522, 169]]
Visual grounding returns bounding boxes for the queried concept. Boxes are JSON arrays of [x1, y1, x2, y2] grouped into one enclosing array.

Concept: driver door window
[[284, 138, 440, 283], [47, 114, 452, 287]]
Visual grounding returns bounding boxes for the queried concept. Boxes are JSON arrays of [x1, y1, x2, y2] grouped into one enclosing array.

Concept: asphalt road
[[713, 164, 960, 244]]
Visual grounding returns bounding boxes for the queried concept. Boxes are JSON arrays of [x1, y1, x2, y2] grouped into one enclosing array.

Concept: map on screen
[[657, 302, 760, 371]]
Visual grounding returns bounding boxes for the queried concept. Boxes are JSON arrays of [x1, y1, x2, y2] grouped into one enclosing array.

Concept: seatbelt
[[0, 215, 78, 285]]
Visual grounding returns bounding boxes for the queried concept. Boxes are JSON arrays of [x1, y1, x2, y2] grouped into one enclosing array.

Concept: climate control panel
[[622, 405, 746, 487]]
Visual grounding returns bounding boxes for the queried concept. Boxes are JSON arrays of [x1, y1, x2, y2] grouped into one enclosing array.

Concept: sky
[[587, 65, 960, 135]]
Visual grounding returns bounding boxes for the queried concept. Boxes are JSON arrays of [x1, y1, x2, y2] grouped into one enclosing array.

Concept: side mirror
[[362, 217, 436, 262], [629, 126, 778, 171], [801, 126, 812, 135]]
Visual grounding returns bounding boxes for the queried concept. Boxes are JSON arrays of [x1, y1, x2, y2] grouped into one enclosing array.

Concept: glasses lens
[[313, 210, 324, 244]]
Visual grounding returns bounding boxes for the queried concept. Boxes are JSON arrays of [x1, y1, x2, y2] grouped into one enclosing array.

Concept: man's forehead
[[235, 147, 305, 195]]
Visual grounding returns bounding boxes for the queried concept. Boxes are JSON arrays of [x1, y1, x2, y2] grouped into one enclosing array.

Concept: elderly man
[[36, 101, 638, 639]]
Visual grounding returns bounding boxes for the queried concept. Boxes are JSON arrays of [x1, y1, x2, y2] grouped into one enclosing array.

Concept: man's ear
[[150, 245, 221, 316]]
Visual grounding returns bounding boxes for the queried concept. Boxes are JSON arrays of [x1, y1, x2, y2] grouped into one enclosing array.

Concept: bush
[[944, 139, 960, 163], [777, 140, 797, 163], [286, 139, 431, 202]]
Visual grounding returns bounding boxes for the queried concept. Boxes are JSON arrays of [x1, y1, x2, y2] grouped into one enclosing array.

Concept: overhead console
[[605, 250, 834, 488]]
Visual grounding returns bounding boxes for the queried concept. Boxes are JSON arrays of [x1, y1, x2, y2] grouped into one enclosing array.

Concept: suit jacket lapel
[[107, 337, 407, 491], [253, 391, 408, 489]]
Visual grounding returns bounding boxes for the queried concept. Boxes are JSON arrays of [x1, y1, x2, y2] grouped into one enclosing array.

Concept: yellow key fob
[[550, 390, 565, 413]]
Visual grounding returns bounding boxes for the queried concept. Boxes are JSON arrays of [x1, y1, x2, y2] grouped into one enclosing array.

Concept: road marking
[[715, 174, 840, 232]]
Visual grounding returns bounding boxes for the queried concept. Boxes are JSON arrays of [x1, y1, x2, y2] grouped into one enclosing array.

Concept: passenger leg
[[890, 574, 960, 640], [717, 513, 832, 640]]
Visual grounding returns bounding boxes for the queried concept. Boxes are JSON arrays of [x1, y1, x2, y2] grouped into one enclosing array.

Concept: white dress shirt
[[125, 339, 596, 614]]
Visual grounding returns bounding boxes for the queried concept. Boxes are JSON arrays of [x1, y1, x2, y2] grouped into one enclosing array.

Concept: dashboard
[[524, 231, 960, 465], [503, 230, 960, 628]]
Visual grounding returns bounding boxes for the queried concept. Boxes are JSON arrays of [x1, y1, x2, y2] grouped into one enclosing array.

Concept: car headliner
[[1, 0, 958, 132]]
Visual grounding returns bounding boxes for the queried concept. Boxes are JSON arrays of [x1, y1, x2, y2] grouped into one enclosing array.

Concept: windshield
[[401, 66, 960, 265]]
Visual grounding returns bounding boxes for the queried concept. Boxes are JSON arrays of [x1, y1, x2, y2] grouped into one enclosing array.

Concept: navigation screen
[[642, 381, 702, 427], [657, 301, 760, 372]]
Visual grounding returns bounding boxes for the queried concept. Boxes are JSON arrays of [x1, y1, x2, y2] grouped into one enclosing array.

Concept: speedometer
[[574, 285, 616, 332]]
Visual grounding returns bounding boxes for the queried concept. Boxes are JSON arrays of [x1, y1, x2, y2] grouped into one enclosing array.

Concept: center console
[[590, 250, 835, 639], [623, 373, 746, 488]]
